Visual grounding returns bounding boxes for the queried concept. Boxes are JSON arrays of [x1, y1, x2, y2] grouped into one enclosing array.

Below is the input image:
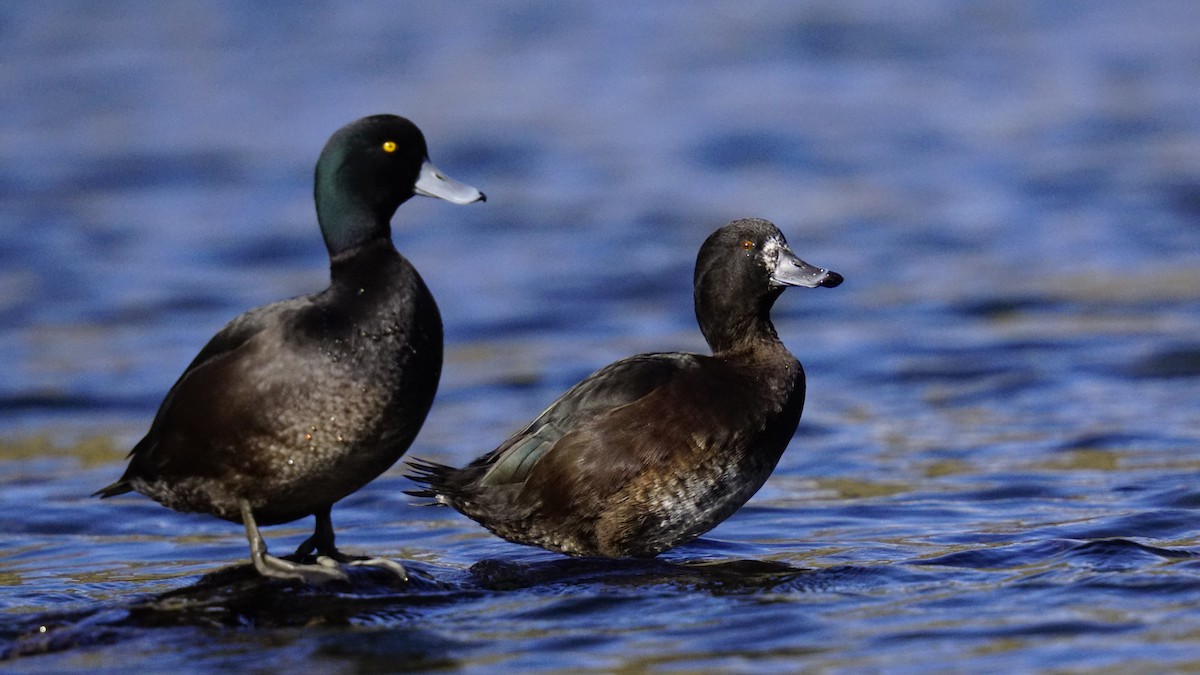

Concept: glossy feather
[[97, 115, 483, 573]]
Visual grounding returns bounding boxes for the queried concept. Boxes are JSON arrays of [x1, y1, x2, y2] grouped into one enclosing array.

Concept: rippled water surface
[[4, 1, 1200, 671]]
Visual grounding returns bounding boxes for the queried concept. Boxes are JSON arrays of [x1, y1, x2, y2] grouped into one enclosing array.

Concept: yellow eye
[[382, 140, 397, 153], [741, 240, 755, 250]]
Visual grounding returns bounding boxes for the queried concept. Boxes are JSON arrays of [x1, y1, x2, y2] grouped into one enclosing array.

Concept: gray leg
[[290, 505, 408, 582], [239, 500, 348, 584], [292, 505, 338, 559]]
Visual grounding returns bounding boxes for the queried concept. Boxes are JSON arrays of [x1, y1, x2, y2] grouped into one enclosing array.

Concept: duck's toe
[[255, 552, 351, 584], [346, 556, 409, 582]]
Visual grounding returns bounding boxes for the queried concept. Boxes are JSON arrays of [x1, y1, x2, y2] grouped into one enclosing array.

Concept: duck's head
[[314, 115, 485, 255], [694, 218, 842, 352]]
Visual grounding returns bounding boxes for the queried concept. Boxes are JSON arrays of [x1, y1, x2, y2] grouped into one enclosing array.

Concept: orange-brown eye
[[740, 240, 754, 250], [382, 140, 397, 153]]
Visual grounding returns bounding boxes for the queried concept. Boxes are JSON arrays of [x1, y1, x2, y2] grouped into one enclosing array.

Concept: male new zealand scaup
[[96, 114, 485, 582], [407, 218, 841, 557]]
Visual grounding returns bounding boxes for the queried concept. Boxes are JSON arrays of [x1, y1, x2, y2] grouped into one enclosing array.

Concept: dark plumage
[[407, 218, 841, 558], [96, 114, 485, 582]]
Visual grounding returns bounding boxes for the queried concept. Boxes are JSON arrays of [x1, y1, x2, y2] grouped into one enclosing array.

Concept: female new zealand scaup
[[407, 218, 841, 557], [96, 114, 485, 582]]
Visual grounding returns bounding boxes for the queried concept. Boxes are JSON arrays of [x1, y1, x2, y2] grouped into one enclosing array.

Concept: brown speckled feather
[[407, 218, 841, 558]]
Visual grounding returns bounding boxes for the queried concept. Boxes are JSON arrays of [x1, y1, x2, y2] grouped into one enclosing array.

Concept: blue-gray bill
[[414, 159, 487, 204], [770, 245, 842, 289]]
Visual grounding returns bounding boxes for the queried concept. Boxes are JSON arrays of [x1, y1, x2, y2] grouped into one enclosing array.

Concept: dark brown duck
[[96, 115, 485, 582], [407, 218, 841, 557]]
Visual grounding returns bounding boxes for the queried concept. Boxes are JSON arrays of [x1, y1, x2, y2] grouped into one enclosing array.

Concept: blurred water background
[[3, 1, 1200, 671]]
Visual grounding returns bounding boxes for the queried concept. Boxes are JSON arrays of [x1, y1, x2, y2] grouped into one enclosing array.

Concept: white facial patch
[[760, 235, 786, 269]]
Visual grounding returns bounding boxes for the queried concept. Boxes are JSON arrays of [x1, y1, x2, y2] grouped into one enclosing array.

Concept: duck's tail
[[403, 457, 457, 503], [93, 480, 133, 499]]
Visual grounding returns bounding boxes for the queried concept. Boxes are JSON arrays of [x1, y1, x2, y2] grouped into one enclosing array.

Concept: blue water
[[4, 1, 1200, 671]]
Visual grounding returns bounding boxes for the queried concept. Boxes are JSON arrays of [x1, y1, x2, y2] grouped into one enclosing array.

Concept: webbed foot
[[240, 500, 349, 584], [345, 556, 409, 581], [288, 505, 409, 581], [256, 550, 350, 583]]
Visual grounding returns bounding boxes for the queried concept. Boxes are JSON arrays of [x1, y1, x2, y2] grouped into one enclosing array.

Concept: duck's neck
[[320, 210, 387, 257], [328, 237, 401, 286], [696, 288, 785, 355], [315, 162, 402, 256]]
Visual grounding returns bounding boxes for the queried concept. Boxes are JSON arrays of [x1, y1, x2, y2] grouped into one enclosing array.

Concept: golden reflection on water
[[0, 435, 123, 467]]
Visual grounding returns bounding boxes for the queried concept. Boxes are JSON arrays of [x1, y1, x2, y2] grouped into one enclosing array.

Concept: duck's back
[[116, 242, 443, 525]]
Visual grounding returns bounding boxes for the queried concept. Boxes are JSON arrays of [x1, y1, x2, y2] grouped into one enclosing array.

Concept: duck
[[407, 217, 841, 558], [96, 114, 485, 583]]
